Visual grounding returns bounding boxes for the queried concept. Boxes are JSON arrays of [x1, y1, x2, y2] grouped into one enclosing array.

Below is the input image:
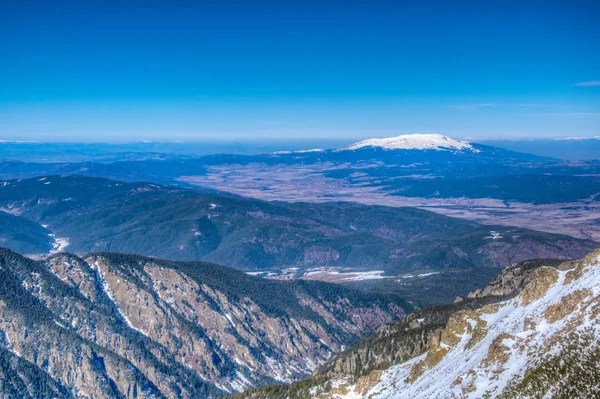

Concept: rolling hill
[[0, 175, 595, 275]]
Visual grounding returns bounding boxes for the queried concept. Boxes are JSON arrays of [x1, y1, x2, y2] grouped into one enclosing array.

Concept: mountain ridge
[[0, 175, 594, 276], [0, 247, 409, 397], [230, 253, 600, 398]]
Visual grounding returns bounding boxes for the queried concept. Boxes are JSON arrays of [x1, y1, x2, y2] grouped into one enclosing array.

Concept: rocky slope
[[232, 254, 600, 398], [0, 248, 409, 398]]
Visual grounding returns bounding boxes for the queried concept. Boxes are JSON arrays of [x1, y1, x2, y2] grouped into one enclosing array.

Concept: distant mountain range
[[2, 135, 599, 208], [2, 136, 600, 163]]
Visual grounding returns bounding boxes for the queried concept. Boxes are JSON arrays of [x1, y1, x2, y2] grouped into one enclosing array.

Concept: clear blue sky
[[1, 0, 599, 142]]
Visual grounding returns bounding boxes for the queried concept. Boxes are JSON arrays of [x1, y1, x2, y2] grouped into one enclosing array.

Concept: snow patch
[[295, 148, 325, 153], [272, 148, 325, 155], [245, 271, 266, 276], [397, 272, 440, 279], [91, 261, 149, 337], [223, 313, 236, 327], [303, 269, 390, 281], [484, 230, 503, 240], [49, 235, 70, 254]]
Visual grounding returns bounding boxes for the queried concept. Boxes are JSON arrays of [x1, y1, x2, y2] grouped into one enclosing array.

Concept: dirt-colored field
[[180, 164, 600, 242]]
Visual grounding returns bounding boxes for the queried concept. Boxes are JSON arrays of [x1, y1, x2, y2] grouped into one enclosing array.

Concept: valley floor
[[180, 170, 600, 241]]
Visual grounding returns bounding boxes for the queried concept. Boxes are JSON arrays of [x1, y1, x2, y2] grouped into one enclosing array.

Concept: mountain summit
[[339, 134, 476, 152]]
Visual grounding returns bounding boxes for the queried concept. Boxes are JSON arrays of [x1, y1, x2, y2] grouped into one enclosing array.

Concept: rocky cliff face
[[0, 248, 408, 398], [312, 259, 564, 380], [234, 252, 600, 399]]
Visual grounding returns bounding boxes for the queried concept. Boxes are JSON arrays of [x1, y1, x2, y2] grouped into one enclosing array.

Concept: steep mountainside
[[232, 254, 600, 398], [0, 176, 595, 273], [0, 248, 409, 398], [0, 211, 53, 254]]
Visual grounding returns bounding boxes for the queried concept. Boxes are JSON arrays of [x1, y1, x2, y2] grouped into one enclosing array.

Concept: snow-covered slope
[[328, 251, 600, 399], [338, 134, 476, 152], [233, 253, 600, 399]]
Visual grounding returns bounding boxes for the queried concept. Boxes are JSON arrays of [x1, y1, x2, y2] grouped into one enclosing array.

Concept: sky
[[0, 0, 599, 142]]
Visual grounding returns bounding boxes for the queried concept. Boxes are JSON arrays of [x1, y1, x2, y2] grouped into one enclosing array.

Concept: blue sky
[[1, 0, 599, 142]]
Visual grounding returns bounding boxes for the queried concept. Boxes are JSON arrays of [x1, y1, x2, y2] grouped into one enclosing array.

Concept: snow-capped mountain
[[235, 252, 600, 398], [338, 134, 476, 152]]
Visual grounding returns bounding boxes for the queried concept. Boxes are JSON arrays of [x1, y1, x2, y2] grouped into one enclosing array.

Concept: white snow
[[245, 271, 267, 276], [338, 134, 476, 152], [344, 270, 388, 281], [294, 148, 325, 153], [484, 230, 502, 240], [272, 148, 325, 155], [304, 270, 341, 277], [336, 256, 600, 398], [49, 235, 70, 254], [303, 270, 390, 281], [223, 313, 236, 327], [91, 262, 150, 337], [397, 272, 440, 279], [416, 272, 440, 277], [2, 331, 21, 357], [265, 356, 291, 383], [54, 320, 68, 329]]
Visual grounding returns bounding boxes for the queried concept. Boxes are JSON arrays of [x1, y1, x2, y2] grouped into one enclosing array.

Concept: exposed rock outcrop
[[233, 252, 600, 399], [0, 248, 408, 398]]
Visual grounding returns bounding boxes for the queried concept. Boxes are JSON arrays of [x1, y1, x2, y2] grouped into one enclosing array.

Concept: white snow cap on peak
[[339, 134, 476, 151]]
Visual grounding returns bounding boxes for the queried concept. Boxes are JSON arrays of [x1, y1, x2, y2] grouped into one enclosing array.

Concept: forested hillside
[[230, 255, 600, 398], [0, 247, 409, 397], [0, 176, 595, 273]]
